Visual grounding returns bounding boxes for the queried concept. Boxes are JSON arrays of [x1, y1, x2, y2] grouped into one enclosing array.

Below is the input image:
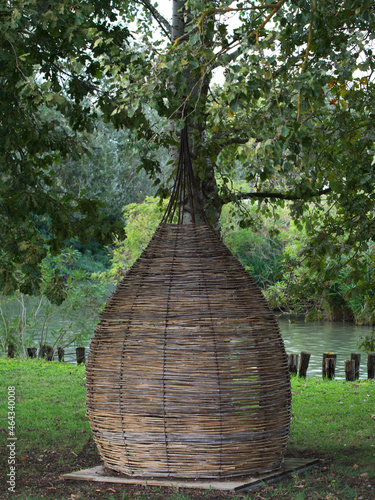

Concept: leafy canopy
[[110, 0, 375, 302], [2, 0, 375, 305], [0, 0, 132, 295]]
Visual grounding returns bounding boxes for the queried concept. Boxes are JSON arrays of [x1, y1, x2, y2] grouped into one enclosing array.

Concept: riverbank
[[1, 358, 374, 499]]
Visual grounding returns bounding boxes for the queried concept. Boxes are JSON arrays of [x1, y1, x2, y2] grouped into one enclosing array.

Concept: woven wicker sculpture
[[86, 126, 291, 480]]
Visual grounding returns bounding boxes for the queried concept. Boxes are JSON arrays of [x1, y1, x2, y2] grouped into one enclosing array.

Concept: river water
[[278, 317, 372, 379]]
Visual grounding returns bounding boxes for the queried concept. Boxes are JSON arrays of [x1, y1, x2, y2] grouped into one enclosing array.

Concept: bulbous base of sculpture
[[86, 224, 291, 479]]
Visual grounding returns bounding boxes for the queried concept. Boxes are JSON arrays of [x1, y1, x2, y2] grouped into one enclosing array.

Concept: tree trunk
[[172, 0, 185, 41], [171, 0, 222, 230]]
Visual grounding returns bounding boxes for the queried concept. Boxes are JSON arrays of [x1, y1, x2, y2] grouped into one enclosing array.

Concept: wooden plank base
[[61, 458, 319, 493]]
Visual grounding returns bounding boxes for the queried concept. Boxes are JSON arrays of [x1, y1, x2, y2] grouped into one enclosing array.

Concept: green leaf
[[190, 33, 200, 45], [230, 100, 241, 112], [189, 59, 199, 70], [281, 126, 289, 137]]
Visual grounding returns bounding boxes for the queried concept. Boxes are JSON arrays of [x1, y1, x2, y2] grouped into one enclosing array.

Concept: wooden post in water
[[27, 347, 37, 358], [7, 343, 15, 358], [350, 353, 361, 380], [368, 353, 375, 379], [58, 347, 65, 362], [288, 354, 299, 375], [345, 360, 355, 381], [40, 345, 54, 360], [322, 353, 337, 378], [298, 352, 311, 378], [325, 357, 336, 379], [76, 347, 86, 365], [46, 346, 54, 361]]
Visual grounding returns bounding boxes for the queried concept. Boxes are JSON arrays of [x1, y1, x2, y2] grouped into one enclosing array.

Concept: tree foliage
[[0, 0, 132, 295], [108, 0, 375, 306], [2, 0, 375, 306], [51, 115, 156, 219], [103, 197, 166, 280]]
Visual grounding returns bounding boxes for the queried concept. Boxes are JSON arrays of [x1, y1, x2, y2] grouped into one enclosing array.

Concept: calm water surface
[[278, 317, 372, 379]]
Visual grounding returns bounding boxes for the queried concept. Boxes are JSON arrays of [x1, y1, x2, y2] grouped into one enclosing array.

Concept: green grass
[[1, 358, 374, 499], [289, 376, 375, 469], [0, 358, 90, 453]]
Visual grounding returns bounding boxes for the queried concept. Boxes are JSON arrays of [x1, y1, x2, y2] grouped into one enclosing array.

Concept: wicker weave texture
[[86, 223, 291, 479]]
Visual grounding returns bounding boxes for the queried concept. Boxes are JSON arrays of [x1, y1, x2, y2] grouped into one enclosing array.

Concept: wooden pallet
[[61, 457, 319, 493]]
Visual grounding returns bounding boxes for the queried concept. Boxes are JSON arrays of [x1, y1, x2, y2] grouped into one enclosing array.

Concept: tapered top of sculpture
[[161, 124, 209, 225]]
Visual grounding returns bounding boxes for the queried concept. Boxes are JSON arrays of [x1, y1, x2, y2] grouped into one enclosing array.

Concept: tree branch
[[211, 0, 288, 68], [222, 187, 332, 204], [210, 129, 260, 151], [297, 18, 313, 121], [135, 0, 172, 38], [217, 3, 284, 13]]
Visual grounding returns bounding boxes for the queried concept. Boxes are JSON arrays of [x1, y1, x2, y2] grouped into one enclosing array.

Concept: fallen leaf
[[20, 456, 26, 461], [360, 473, 368, 478], [353, 464, 359, 468]]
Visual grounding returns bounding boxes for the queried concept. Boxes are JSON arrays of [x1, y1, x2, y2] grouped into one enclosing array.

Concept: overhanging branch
[[135, 0, 172, 38], [210, 129, 260, 150], [222, 187, 332, 204], [211, 0, 287, 68]]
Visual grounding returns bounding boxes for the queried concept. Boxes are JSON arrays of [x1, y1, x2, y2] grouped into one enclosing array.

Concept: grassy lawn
[[1, 358, 374, 499]]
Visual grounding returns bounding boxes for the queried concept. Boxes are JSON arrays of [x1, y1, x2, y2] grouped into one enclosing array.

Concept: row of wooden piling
[[7, 344, 87, 365], [7, 343, 375, 379], [288, 351, 375, 380]]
